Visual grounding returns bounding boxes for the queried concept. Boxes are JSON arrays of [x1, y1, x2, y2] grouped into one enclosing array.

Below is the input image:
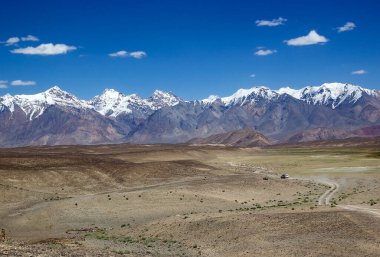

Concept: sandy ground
[[0, 144, 379, 256]]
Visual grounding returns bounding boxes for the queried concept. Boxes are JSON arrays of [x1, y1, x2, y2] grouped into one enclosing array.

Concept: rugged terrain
[[1, 82, 380, 146], [187, 128, 271, 146], [0, 143, 379, 256]]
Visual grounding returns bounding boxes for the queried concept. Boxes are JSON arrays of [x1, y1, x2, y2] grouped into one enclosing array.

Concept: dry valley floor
[[0, 144, 379, 256]]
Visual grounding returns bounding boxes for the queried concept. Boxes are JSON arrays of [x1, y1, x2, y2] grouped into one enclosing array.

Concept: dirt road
[[318, 179, 339, 205], [316, 178, 380, 219], [341, 205, 380, 218]]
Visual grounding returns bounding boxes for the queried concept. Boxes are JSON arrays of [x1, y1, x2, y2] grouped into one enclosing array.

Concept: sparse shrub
[[113, 250, 131, 255]]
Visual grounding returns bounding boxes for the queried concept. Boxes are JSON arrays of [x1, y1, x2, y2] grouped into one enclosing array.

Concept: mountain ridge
[[1, 82, 379, 147], [1, 83, 378, 120]]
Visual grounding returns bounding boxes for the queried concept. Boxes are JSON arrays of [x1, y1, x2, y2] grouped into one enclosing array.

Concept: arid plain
[[0, 142, 379, 256]]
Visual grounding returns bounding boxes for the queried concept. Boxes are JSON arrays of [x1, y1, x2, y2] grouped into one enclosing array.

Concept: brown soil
[[0, 144, 379, 256]]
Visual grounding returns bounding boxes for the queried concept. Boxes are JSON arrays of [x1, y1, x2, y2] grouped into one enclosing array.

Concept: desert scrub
[[86, 230, 147, 244], [85, 229, 181, 248], [369, 199, 377, 206], [47, 242, 64, 250], [112, 249, 131, 255]]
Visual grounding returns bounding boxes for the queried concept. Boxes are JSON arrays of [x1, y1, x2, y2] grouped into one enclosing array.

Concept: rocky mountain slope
[[187, 128, 271, 147], [0, 83, 379, 147], [285, 124, 380, 143], [286, 127, 352, 143]]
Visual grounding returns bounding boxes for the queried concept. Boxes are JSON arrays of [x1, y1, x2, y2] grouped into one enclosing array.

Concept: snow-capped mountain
[[200, 87, 279, 106], [0, 82, 379, 147], [1, 87, 182, 120], [90, 89, 150, 117], [0, 86, 91, 120], [277, 83, 377, 109], [1, 83, 376, 120], [201, 95, 221, 105], [202, 83, 377, 109], [89, 89, 181, 118], [221, 86, 278, 106], [147, 90, 181, 110]]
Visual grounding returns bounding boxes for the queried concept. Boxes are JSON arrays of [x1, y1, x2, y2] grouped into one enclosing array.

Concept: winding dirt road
[[224, 162, 380, 219], [318, 180, 339, 206], [317, 178, 380, 218]]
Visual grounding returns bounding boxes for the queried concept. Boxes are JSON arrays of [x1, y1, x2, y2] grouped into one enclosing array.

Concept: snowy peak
[[0, 94, 16, 112], [201, 95, 221, 105], [45, 85, 65, 94], [90, 89, 181, 117], [200, 83, 377, 108], [0, 86, 90, 119], [90, 89, 145, 117], [43, 86, 89, 108], [98, 88, 125, 100], [0, 86, 182, 119], [220, 86, 278, 106], [0, 83, 377, 120], [90, 89, 127, 110], [148, 90, 181, 109], [152, 90, 177, 100], [278, 83, 377, 108], [277, 87, 302, 99]]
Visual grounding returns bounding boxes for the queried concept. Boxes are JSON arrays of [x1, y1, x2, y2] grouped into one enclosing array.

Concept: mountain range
[[1, 82, 379, 147]]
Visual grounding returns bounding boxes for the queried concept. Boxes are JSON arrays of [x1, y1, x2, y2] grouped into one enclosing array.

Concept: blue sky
[[0, 0, 379, 99]]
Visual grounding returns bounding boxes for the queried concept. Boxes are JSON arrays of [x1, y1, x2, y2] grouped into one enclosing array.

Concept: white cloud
[[109, 50, 147, 59], [109, 50, 128, 57], [129, 51, 147, 59], [10, 43, 76, 55], [352, 69, 367, 75], [338, 22, 356, 32], [285, 30, 328, 46], [11, 80, 36, 86], [5, 37, 20, 46], [256, 17, 287, 27], [255, 49, 277, 56], [3, 35, 39, 46], [0, 80, 8, 89], [21, 35, 39, 42], [250, 74, 256, 78]]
